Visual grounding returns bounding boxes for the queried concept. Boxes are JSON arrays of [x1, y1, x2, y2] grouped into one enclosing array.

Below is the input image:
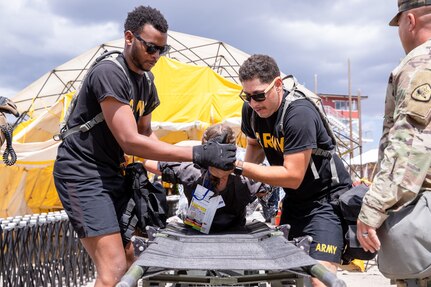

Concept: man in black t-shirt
[[53, 6, 236, 286], [237, 54, 352, 287]]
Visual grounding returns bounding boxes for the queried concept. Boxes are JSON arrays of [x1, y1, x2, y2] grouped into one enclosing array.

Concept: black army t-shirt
[[54, 54, 160, 180], [241, 94, 351, 204], [158, 162, 265, 231]]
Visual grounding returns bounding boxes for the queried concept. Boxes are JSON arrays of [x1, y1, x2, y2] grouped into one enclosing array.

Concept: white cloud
[[0, 0, 406, 153], [0, 0, 121, 58], [265, 17, 392, 65], [43, 18, 121, 57], [0, 87, 19, 99]]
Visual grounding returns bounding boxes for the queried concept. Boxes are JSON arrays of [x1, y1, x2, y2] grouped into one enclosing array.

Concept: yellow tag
[[411, 83, 431, 102]]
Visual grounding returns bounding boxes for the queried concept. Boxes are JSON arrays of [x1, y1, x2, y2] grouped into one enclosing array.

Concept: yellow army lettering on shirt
[[256, 132, 284, 153], [129, 99, 146, 117], [315, 243, 338, 255]]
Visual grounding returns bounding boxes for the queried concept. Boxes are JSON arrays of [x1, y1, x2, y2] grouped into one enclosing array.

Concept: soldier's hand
[[192, 132, 236, 170], [356, 219, 380, 253], [0, 97, 19, 117]]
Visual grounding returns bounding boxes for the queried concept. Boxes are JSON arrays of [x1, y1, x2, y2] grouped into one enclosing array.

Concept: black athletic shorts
[[54, 175, 132, 238], [280, 200, 344, 263]]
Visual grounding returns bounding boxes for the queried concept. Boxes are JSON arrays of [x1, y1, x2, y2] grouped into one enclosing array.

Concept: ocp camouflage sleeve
[[376, 74, 396, 166], [359, 41, 431, 228]]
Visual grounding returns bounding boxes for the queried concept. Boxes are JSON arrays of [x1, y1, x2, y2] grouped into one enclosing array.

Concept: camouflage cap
[[389, 0, 431, 26]]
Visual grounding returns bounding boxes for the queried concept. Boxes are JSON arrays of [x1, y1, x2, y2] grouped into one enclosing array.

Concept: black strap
[[55, 50, 144, 141], [1, 124, 17, 165]]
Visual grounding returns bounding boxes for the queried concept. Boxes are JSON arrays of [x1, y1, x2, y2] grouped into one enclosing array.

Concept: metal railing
[[0, 210, 95, 287], [324, 106, 360, 140]]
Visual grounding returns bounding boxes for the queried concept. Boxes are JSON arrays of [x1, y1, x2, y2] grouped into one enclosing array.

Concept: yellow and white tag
[[184, 184, 224, 234]]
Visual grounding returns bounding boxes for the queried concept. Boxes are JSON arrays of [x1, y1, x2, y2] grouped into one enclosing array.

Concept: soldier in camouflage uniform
[[357, 0, 431, 271]]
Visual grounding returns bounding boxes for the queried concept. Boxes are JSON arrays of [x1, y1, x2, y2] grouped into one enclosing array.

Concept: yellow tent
[[151, 57, 243, 143], [0, 55, 243, 217]]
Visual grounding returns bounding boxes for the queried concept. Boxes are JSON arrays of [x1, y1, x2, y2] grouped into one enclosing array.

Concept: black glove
[[192, 132, 236, 170], [0, 97, 19, 117]]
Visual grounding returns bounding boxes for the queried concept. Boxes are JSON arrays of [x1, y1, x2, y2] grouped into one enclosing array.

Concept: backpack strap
[[56, 52, 141, 140], [56, 56, 132, 140], [144, 71, 152, 97], [282, 76, 340, 185], [58, 112, 105, 140], [309, 151, 339, 184], [278, 78, 298, 133], [329, 150, 340, 185]]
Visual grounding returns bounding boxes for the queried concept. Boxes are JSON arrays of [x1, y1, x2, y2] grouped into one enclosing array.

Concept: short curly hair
[[239, 54, 280, 84], [124, 6, 168, 34]]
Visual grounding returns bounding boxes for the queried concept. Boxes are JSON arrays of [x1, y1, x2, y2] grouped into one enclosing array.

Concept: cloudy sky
[[0, 0, 403, 152]]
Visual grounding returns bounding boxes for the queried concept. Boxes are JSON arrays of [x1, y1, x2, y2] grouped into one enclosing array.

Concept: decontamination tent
[[0, 31, 247, 217]]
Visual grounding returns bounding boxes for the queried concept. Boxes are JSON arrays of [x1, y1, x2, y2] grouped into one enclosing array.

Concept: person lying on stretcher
[[144, 123, 274, 232]]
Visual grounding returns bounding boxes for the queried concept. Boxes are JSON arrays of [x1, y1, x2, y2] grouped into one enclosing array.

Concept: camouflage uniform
[[358, 39, 431, 228]]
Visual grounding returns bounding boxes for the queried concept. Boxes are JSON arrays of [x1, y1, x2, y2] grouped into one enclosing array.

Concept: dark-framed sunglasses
[[239, 76, 280, 103], [133, 33, 171, 56]]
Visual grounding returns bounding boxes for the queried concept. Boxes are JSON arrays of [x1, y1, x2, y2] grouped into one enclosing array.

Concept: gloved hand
[[192, 132, 236, 170], [0, 97, 19, 117]]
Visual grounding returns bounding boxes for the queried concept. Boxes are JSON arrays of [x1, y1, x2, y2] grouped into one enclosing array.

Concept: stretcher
[[116, 220, 346, 287]]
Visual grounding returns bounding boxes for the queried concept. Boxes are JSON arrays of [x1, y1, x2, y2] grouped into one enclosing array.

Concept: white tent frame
[[11, 31, 250, 119]]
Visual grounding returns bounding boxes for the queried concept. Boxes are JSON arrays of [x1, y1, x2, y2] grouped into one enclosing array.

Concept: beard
[[130, 43, 150, 72]]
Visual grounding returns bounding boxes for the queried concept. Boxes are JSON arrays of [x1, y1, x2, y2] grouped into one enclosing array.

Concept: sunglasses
[[133, 33, 171, 56], [239, 76, 280, 103]]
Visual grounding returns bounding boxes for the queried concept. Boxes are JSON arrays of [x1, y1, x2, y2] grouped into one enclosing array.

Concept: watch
[[234, 160, 244, 176]]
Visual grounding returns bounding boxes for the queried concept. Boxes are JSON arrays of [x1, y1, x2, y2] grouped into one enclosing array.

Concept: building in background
[[320, 93, 372, 179]]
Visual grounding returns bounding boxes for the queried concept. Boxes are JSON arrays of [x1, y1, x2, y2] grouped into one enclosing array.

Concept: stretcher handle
[[115, 265, 144, 287], [308, 263, 347, 287]]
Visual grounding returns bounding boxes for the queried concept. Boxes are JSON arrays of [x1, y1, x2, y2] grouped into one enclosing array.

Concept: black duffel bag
[[337, 183, 377, 264], [120, 162, 168, 244]]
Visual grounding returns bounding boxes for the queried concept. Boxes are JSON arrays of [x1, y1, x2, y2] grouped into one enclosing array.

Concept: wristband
[[234, 160, 244, 176]]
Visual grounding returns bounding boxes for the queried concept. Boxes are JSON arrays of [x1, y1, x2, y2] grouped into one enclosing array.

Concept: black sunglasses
[[133, 33, 171, 56], [239, 77, 279, 103]]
